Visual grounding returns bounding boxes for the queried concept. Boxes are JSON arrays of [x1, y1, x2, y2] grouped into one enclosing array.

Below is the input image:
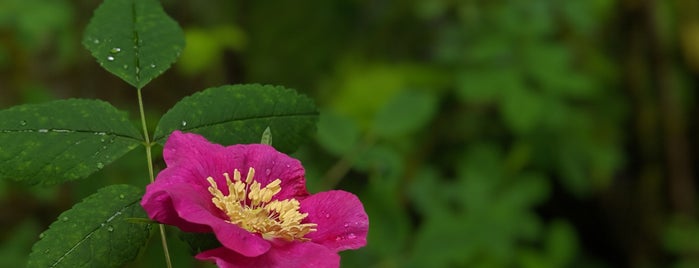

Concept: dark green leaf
[[153, 84, 318, 154], [177, 231, 221, 255], [0, 99, 143, 185], [83, 0, 184, 89], [28, 184, 152, 268], [373, 90, 437, 137]]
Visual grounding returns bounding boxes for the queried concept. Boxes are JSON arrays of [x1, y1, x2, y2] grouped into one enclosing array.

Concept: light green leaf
[[0, 99, 143, 185], [83, 0, 184, 89], [373, 90, 437, 137], [153, 84, 318, 153], [260, 126, 272, 145], [316, 111, 360, 156], [28, 184, 152, 268]]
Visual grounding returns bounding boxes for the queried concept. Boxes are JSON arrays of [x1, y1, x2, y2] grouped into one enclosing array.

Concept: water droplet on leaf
[[39, 233, 45, 239], [110, 47, 121, 53], [19, 120, 26, 126], [107, 226, 114, 232], [107, 56, 115, 61], [150, 63, 156, 68], [61, 216, 69, 221], [123, 64, 128, 69], [181, 121, 187, 127], [38, 129, 48, 133], [97, 162, 104, 169], [119, 194, 125, 199]]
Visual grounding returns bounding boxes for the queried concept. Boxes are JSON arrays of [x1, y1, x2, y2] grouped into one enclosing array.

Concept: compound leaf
[[83, 0, 184, 89], [154, 84, 318, 153], [0, 99, 143, 185], [28, 184, 152, 268]]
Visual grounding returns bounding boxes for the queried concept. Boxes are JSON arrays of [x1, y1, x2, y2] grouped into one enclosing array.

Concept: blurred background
[[1, 0, 699, 267]]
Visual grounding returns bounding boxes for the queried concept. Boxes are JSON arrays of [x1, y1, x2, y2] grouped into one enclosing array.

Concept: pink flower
[[141, 131, 368, 268]]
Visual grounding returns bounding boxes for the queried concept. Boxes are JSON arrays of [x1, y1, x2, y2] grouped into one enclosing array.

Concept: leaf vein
[[50, 200, 139, 267]]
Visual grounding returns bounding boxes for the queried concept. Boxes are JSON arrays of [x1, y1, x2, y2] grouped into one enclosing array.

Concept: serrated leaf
[[0, 99, 143, 185], [83, 0, 184, 89], [28, 185, 152, 268], [153, 84, 318, 153], [373, 90, 437, 137]]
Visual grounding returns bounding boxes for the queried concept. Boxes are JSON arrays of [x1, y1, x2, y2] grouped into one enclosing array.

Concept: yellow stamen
[[207, 167, 317, 241]]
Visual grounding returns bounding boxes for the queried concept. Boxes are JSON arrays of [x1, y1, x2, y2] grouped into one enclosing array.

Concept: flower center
[[206, 167, 317, 241]]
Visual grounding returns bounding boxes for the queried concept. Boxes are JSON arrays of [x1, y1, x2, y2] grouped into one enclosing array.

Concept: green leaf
[[83, 0, 184, 89], [316, 111, 360, 155], [153, 84, 318, 153], [177, 231, 221, 255], [0, 99, 143, 185], [260, 126, 272, 145], [373, 90, 437, 137], [28, 184, 152, 268]]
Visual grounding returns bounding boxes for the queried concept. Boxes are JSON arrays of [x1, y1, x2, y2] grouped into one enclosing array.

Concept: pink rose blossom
[[141, 131, 369, 268]]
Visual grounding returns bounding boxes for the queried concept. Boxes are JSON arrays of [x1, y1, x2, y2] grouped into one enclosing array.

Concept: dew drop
[[61, 216, 69, 221], [110, 47, 121, 54], [38, 129, 48, 133], [135, 67, 140, 74], [344, 223, 350, 228], [347, 233, 357, 239], [93, 39, 100, 44], [107, 226, 114, 232], [123, 64, 128, 69], [38, 233, 45, 239], [119, 194, 125, 199], [150, 63, 156, 68], [100, 138, 106, 143], [181, 121, 187, 127], [19, 120, 27, 126], [325, 213, 331, 219], [107, 56, 115, 61], [44, 249, 50, 254], [97, 162, 104, 169]]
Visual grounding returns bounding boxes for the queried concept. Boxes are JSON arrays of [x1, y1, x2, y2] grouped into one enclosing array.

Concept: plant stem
[[137, 88, 173, 268]]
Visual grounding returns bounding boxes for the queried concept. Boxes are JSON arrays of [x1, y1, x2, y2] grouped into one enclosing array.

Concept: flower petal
[[159, 131, 308, 199], [142, 182, 271, 257], [301, 190, 369, 251], [195, 242, 340, 268], [140, 183, 210, 233]]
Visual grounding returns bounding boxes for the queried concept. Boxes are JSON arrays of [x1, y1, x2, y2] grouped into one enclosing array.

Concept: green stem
[[137, 88, 173, 268]]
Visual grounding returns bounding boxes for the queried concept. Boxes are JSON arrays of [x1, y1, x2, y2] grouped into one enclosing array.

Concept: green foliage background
[[2, 0, 699, 267]]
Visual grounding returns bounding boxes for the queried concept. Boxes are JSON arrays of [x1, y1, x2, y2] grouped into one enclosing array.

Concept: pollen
[[207, 167, 317, 241]]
